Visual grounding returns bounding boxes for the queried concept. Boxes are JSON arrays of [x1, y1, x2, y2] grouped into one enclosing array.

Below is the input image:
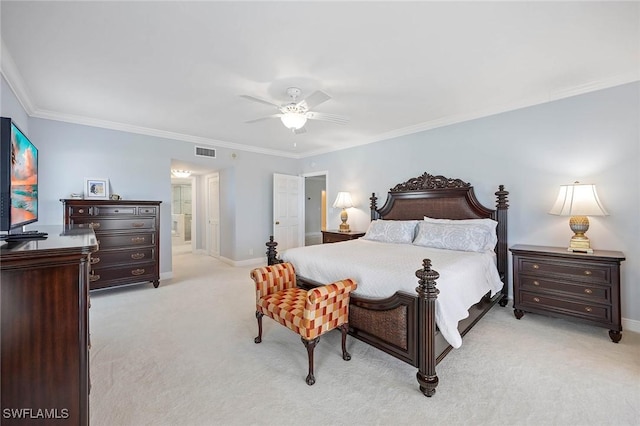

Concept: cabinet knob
[[584, 288, 593, 294], [532, 264, 539, 269], [585, 306, 593, 313], [584, 270, 592, 275], [79, 208, 85, 214], [533, 297, 540, 303], [533, 280, 540, 286]]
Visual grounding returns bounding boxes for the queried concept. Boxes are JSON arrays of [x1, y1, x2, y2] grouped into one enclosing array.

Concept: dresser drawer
[[73, 217, 156, 231], [89, 262, 156, 290], [96, 232, 155, 249], [91, 247, 156, 267], [518, 276, 610, 304], [138, 206, 157, 215], [519, 259, 612, 285], [519, 291, 610, 323], [93, 205, 137, 216]]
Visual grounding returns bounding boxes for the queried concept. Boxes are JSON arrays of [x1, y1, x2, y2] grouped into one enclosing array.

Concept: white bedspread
[[281, 239, 503, 349]]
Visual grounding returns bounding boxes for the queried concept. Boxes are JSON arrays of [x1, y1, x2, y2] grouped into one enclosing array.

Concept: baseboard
[[218, 256, 266, 267], [622, 317, 640, 334]]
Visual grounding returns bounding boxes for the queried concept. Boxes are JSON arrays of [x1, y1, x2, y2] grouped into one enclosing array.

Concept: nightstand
[[510, 244, 625, 343], [321, 230, 365, 244]]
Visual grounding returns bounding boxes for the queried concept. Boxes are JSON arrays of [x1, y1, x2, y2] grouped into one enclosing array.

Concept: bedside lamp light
[[333, 192, 353, 232], [549, 182, 608, 253]]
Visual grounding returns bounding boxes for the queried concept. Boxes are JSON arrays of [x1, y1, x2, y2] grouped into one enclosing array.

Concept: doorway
[[303, 173, 327, 246], [171, 179, 194, 254]]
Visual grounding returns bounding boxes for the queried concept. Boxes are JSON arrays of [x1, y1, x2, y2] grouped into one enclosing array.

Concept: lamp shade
[[549, 183, 608, 216], [332, 192, 353, 209], [280, 112, 307, 130]]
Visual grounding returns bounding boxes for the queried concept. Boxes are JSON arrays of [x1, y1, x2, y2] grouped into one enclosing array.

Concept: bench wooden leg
[[340, 323, 351, 361], [254, 311, 263, 344], [302, 336, 320, 385]]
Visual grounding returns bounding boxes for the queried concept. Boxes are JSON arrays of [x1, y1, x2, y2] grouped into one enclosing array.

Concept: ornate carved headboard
[[370, 172, 509, 298]]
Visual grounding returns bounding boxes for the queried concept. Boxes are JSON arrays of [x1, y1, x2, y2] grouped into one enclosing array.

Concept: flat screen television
[[0, 117, 39, 235]]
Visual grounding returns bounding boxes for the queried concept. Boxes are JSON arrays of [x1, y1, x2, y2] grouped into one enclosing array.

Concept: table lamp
[[549, 182, 608, 253], [333, 192, 353, 232]]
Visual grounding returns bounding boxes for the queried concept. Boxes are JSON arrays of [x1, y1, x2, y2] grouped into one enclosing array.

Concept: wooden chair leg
[[340, 323, 351, 361], [254, 311, 263, 344], [302, 337, 320, 385]]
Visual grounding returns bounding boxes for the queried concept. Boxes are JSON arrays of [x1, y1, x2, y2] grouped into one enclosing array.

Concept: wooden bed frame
[[266, 172, 509, 397]]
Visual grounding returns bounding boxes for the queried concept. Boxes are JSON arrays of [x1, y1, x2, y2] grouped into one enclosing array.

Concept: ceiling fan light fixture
[[280, 112, 307, 130]]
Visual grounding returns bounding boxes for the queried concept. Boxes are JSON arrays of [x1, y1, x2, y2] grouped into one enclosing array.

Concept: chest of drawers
[[62, 199, 161, 290], [510, 244, 625, 342]]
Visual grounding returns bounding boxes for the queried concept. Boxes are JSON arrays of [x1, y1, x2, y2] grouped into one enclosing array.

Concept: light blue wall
[[2, 75, 638, 323], [302, 82, 639, 324]]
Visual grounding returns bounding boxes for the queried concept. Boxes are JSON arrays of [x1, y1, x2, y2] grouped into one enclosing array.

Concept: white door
[[273, 173, 304, 251], [205, 172, 220, 257]]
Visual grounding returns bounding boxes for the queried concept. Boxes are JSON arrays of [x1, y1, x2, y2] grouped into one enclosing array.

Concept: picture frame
[[84, 177, 110, 200]]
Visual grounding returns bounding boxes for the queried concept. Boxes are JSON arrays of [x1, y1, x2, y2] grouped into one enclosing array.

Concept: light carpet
[[88, 251, 640, 426]]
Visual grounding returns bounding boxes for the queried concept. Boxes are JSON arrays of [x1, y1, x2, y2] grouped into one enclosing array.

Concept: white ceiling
[[1, 1, 638, 159]]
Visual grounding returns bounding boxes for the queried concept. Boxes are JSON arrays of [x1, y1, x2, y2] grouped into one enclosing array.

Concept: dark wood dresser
[[1, 226, 97, 425], [510, 244, 625, 342], [321, 229, 365, 243], [61, 199, 161, 290]]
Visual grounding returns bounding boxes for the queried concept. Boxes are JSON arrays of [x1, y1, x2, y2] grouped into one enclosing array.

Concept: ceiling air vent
[[195, 146, 216, 158]]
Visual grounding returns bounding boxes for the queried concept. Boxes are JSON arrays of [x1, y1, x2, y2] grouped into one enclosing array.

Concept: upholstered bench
[[250, 262, 357, 385]]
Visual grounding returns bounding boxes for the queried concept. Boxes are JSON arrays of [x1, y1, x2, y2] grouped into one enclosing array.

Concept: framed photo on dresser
[[84, 177, 110, 200]]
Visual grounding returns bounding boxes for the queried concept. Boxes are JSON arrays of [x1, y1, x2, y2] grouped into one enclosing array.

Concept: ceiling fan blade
[[297, 90, 331, 110], [305, 111, 349, 125], [240, 95, 281, 108], [245, 114, 282, 124]]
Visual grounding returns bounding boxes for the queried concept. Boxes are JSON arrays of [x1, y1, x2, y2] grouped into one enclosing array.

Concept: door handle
[[275, 221, 280, 225]]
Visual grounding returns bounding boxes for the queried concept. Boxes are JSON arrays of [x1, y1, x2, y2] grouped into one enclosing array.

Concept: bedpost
[[266, 236, 280, 265], [415, 259, 440, 397], [495, 185, 509, 307], [370, 192, 379, 221]]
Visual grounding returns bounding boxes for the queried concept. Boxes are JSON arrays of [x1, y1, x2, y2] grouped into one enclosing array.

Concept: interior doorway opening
[[304, 173, 327, 246]]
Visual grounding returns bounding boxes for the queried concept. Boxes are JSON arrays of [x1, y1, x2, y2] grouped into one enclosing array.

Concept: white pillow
[[413, 221, 495, 252], [423, 216, 498, 250], [362, 220, 419, 244]]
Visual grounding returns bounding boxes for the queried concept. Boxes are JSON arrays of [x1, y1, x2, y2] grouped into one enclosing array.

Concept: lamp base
[[339, 209, 350, 232], [568, 236, 593, 254]]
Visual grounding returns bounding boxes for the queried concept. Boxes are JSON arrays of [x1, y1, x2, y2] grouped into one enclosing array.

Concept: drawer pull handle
[[91, 257, 101, 264], [533, 280, 540, 286], [131, 237, 146, 244], [584, 288, 593, 294], [131, 253, 145, 260], [89, 222, 100, 229], [532, 264, 539, 269], [131, 268, 145, 276], [132, 222, 145, 228], [584, 270, 592, 275], [585, 306, 593, 313], [114, 210, 119, 213], [89, 273, 101, 282], [533, 297, 540, 303], [79, 208, 85, 214]]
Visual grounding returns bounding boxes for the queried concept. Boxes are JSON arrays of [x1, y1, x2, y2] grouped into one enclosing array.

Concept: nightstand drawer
[[519, 291, 610, 322], [519, 276, 610, 304], [520, 259, 611, 284]]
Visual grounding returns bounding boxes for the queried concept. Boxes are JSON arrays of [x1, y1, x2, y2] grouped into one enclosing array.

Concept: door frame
[[204, 172, 220, 258], [302, 171, 328, 241]]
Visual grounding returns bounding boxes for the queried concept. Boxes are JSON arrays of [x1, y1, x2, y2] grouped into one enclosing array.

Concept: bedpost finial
[[495, 185, 509, 209], [266, 236, 279, 265], [415, 258, 440, 296]]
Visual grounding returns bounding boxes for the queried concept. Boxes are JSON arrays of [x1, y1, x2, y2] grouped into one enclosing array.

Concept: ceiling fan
[[241, 87, 349, 134]]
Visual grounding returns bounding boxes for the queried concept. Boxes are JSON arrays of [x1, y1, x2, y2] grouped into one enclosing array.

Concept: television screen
[[0, 117, 38, 232]]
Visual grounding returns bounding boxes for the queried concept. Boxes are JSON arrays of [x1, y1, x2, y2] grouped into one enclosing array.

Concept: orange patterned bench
[[250, 262, 357, 385]]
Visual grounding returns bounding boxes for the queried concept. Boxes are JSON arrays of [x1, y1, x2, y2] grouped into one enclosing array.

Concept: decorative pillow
[[413, 221, 494, 252], [423, 216, 498, 250], [362, 220, 419, 244]]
